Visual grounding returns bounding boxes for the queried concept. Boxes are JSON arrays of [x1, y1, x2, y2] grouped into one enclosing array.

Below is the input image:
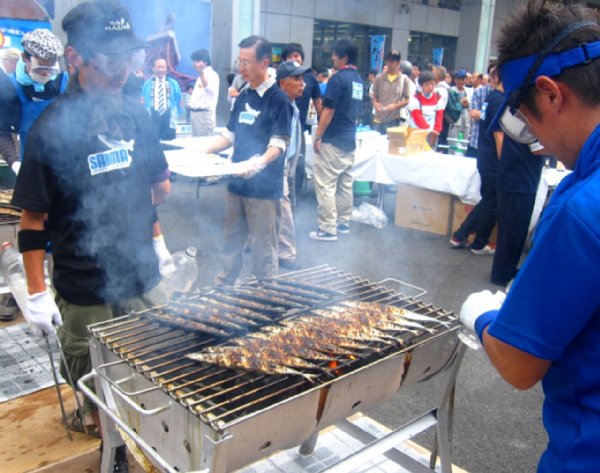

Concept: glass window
[[408, 32, 457, 70], [312, 19, 392, 75]]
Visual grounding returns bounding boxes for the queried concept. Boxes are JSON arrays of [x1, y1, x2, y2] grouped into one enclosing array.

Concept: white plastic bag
[[351, 202, 388, 229]]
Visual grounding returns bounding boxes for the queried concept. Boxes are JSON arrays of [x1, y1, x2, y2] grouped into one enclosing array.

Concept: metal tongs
[[43, 326, 87, 440]]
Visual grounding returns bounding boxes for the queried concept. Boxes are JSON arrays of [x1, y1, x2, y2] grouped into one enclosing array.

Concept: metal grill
[[89, 266, 457, 431], [81, 266, 463, 473]]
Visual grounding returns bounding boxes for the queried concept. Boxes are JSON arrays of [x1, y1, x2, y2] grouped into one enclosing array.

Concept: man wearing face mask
[[4, 29, 68, 172], [12, 2, 170, 470]]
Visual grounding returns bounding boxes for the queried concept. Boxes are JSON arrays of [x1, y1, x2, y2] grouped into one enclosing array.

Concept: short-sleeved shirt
[[469, 84, 491, 149], [477, 89, 503, 174], [226, 83, 291, 200], [295, 70, 321, 128], [487, 123, 600, 473], [371, 72, 410, 123], [322, 67, 363, 152], [497, 138, 544, 194], [12, 89, 168, 306]]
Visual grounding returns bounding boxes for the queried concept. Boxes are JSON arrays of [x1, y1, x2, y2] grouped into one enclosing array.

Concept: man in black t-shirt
[[310, 39, 363, 241], [11, 4, 170, 459], [201, 36, 291, 285]]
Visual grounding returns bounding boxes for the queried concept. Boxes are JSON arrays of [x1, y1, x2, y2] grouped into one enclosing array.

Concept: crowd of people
[[0, 1, 599, 472]]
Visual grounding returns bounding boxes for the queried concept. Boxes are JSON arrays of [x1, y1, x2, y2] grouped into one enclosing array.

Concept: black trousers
[[150, 109, 176, 141], [491, 191, 536, 286], [453, 172, 498, 249]]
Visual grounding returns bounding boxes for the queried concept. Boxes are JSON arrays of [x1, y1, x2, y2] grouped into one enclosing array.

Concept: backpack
[[444, 88, 463, 124]]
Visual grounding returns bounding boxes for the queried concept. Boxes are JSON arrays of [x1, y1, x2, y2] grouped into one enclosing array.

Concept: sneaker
[[279, 258, 301, 270], [114, 445, 129, 473], [470, 245, 495, 255], [449, 235, 468, 248], [337, 223, 350, 234], [308, 230, 337, 242]]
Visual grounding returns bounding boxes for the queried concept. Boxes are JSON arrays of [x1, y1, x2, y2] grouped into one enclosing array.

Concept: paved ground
[[158, 176, 546, 473]]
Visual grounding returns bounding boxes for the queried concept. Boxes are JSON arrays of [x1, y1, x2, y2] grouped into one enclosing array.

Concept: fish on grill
[[177, 300, 260, 327], [148, 311, 231, 337], [186, 351, 317, 382], [203, 345, 323, 371], [264, 323, 376, 351], [285, 315, 397, 342], [164, 306, 247, 331], [248, 331, 355, 357], [227, 335, 335, 361]]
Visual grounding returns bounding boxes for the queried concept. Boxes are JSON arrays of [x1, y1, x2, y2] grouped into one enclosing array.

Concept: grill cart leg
[[88, 341, 126, 473], [298, 431, 320, 455]]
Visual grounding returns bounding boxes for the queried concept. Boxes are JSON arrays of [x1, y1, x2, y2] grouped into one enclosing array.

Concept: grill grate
[[89, 266, 457, 429]]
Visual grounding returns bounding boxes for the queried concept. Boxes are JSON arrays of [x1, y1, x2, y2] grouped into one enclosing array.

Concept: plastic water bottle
[[0, 242, 28, 314], [163, 246, 198, 298]]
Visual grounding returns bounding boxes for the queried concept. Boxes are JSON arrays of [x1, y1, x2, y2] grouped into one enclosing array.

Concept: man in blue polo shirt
[[459, 1, 600, 471], [310, 39, 363, 241], [201, 35, 291, 285]]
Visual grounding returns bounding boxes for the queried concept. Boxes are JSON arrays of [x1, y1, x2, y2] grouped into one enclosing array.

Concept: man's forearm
[[19, 210, 48, 294], [315, 107, 334, 138], [205, 135, 233, 154]]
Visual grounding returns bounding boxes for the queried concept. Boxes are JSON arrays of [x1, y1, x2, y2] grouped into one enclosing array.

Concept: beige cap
[[1, 48, 21, 61]]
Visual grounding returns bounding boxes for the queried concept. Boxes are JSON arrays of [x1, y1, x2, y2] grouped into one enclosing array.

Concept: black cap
[[276, 60, 309, 82], [454, 69, 468, 79], [62, 1, 146, 55], [384, 50, 401, 62]]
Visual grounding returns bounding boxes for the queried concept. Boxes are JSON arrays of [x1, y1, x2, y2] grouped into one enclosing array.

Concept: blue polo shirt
[[295, 70, 321, 128], [226, 83, 291, 200], [486, 123, 600, 472], [322, 67, 363, 152], [477, 89, 503, 173]]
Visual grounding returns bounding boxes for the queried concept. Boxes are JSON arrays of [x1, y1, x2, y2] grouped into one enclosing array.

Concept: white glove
[[238, 155, 268, 179], [11, 161, 21, 176], [24, 290, 62, 337], [153, 234, 176, 277], [460, 290, 506, 332]]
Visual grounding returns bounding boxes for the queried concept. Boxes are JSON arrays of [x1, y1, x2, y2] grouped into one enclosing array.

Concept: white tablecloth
[[350, 151, 482, 204], [163, 136, 237, 178]]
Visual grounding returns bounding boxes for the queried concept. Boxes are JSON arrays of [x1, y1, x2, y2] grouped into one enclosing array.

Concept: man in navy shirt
[[451, 66, 502, 254], [310, 39, 363, 241], [459, 1, 600, 471], [201, 36, 291, 284]]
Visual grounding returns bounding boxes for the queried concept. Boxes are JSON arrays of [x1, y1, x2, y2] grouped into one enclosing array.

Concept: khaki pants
[[215, 192, 279, 285], [56, 283, 167, 385], [190, 110, 215, 136], [312, 142, 355, 234], [278, 172, 297, 261]]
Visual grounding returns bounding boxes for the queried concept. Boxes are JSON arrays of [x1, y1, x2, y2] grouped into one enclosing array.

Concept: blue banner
[[432, 47, 444, 66], [0, 19, 52, 49], [370, 35, 385, 74]]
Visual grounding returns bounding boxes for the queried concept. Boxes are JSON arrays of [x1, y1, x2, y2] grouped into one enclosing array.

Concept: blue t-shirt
[[226, 84, 291, 200], [487, 123, 600, 473], [295, 70, 321, 128], [322, 67, 363, 152], [497, 137, 544, 194], [477, 89, 503, 173]]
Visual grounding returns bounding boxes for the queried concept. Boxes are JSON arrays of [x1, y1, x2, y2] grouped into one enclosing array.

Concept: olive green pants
[[56, 283, 167, 385]]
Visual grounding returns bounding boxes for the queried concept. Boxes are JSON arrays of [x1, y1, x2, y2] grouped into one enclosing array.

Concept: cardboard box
[[387, 126, 407, 156], [395, 184, 452, 235], [387, 127, 432, 156], [451, 199, 497, 246]]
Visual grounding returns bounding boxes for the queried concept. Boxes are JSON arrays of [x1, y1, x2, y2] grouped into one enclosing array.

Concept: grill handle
[[77, 371, 205, 473], [375, 277, 427, 299], [94, 361, 171, 416]]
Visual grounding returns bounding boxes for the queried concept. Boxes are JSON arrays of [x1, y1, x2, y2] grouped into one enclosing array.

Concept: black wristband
[[151, 205, 158, 223], [18, 229, 49, 252]]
